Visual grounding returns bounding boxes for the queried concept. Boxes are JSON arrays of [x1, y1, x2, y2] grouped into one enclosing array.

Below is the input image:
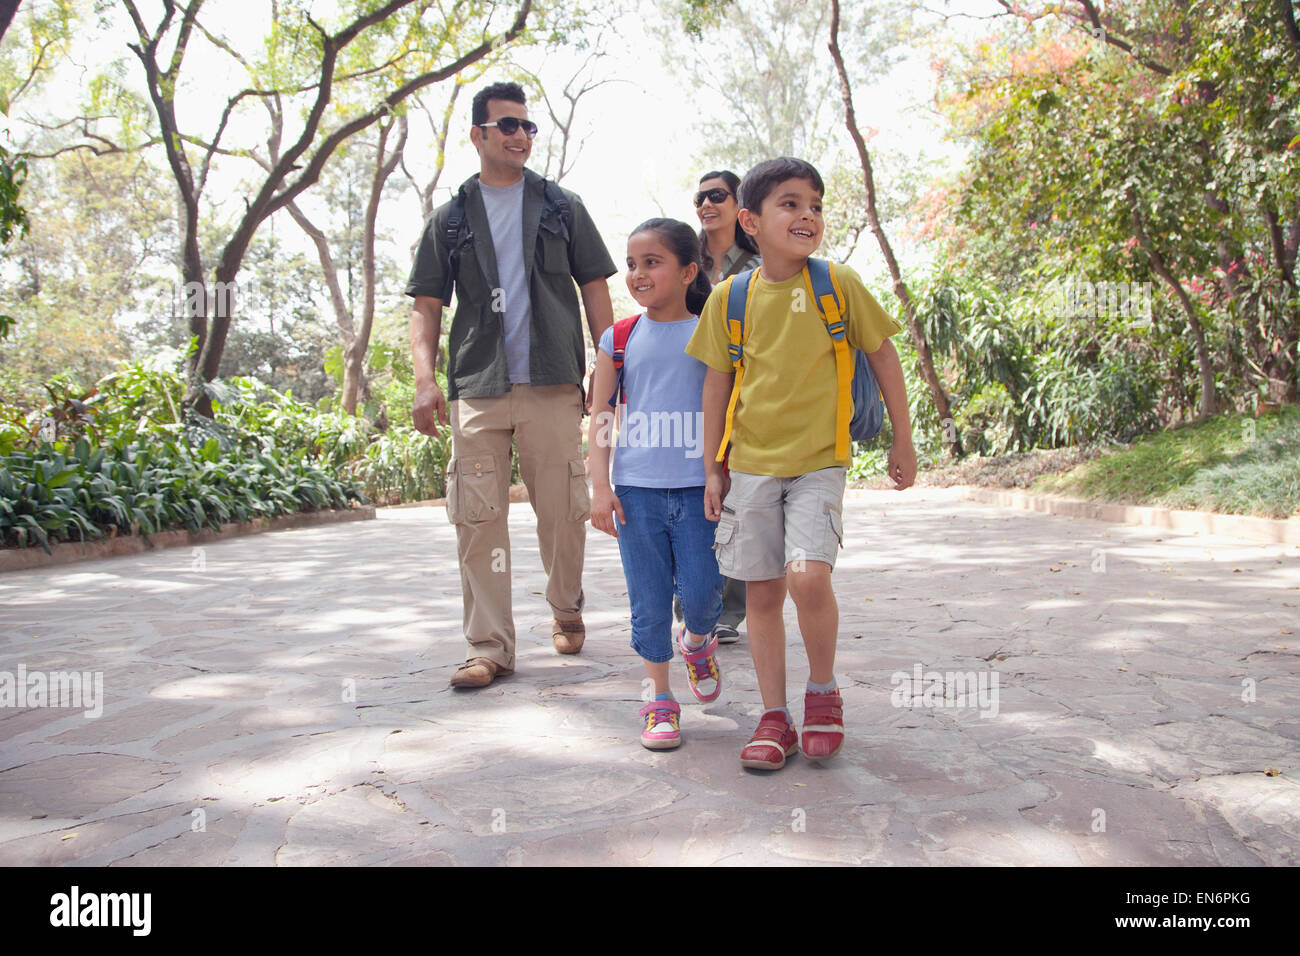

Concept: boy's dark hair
[[738, 158, 825, 213], [630, 218, 713, 315], [471, 82, 527, 126]]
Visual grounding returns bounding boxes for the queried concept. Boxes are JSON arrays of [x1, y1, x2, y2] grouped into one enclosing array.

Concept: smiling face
[[738, 176, 824, 266], [469, 98, 532, 182], [625, 230, 697, 315], [696, 176, 738, 238]]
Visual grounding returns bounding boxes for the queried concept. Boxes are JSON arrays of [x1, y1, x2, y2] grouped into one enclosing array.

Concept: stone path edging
[[962, 486, 1300, 545], [0, 506, 377, 574]]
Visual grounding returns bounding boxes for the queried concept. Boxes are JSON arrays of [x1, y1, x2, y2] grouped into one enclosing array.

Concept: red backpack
[[607, 313, 729, 473], [606, 314, 640, 408]]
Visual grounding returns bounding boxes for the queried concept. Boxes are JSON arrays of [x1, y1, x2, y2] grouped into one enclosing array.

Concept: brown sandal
[[552, 617, 586, 655], [449, 658, 501, 688]]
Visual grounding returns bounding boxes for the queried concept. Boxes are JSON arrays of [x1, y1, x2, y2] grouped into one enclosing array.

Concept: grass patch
[[1032, 405, 1300, 518]]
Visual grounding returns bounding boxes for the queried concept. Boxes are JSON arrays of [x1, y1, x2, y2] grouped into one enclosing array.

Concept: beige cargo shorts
[[712, 466, 847, 581]]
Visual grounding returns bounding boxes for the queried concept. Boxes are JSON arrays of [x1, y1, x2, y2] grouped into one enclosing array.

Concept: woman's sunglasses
[[694, 188, 733, 207], [477, 117, 539, 139]]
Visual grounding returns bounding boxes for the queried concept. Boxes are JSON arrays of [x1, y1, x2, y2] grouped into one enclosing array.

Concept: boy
[[686, 157, 916, 770]]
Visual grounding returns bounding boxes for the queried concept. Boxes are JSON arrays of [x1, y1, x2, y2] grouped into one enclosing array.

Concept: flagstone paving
[[1, 487, 1297, 866]]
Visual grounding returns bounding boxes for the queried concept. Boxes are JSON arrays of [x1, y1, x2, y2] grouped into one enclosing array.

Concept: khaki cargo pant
[[445, 383, 590, 671]]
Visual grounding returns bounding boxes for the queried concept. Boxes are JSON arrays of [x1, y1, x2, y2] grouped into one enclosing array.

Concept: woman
[[695, 170, 761, 284]]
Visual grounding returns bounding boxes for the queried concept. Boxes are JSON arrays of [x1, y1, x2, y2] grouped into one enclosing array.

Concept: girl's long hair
[[696, 170, 760, 279], [630, 218, 713, 316]]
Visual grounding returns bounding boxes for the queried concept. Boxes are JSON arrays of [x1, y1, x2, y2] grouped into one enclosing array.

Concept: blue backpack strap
[[806, 258, 843, 334], [716, 270, 756, 462], [607, 315, 640, 408], [807, 257, 885, 445], [726, 269, 754, 363]]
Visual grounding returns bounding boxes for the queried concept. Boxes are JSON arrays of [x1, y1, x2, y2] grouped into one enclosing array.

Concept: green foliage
[[0, 146, 28, 246], [1, 357, 448, 551], [1035, 405, 1300, 518], [901, 269, 1161, 458], [0, 151, 170, 398], [939, 0, 1300, 413], [0, 433, 364, 554], [675, 0, 736, 39], [351, 424, 452, 505], [1162, 423, 1300, 519], [0, 146, 28, 341]]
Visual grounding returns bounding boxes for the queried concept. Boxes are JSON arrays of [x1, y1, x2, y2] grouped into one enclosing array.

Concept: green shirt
[[718, 243, 762, 281], [405, 169, 617, 400]]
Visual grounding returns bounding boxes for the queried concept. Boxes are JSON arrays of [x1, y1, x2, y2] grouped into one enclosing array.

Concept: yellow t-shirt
[[685, 263, 901, 477]]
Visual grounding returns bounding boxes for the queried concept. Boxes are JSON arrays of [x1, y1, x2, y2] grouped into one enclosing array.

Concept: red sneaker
[[801, 689, 845, 760], [740, 710, 799, 770]]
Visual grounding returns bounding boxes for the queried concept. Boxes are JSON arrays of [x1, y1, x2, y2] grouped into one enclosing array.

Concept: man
[[406, 81, 616, 689]]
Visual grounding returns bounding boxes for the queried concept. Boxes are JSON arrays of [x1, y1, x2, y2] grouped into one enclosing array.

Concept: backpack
[[716, 257, 884, 463], [606, 314, 640, 408], [441, 178, 573, 301]]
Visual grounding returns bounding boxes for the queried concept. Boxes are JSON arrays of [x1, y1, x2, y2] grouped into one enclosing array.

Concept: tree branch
[[829, 0, 960, 455], [1280, 0, 1300, 57], [199, 0, 534, 388]]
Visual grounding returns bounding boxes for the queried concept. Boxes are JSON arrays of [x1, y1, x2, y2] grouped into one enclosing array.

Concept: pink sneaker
[[677, 626, 722, 703], [801, 689, 845, 760], [639, 699, 682, 750]]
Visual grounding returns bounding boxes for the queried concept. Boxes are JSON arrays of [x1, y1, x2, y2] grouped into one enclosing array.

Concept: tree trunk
[[346, 113, 407, 414], [0, 0, 21, 43], [123, 0, 533, 415], [827, 0, 961, 456], [1130, 201, 1218, 420]]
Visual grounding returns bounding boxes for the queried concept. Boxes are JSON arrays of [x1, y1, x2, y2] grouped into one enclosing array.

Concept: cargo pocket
[[445, 455, 501, 525], [824, 502, 844, 553], [714, 515, 738, 574], [567, 458, 591, 521]]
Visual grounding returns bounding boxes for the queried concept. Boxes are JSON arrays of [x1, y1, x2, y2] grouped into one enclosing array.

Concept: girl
[[694, 169, 761, 284], [588, 219, 724, 750]]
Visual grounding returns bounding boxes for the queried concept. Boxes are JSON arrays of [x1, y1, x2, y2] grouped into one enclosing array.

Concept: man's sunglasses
[[477, 117, 539, 138], [694, 188, 733, 207]]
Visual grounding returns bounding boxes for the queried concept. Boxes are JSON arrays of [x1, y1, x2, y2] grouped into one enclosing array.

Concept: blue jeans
[[614, 485, 723, 664]]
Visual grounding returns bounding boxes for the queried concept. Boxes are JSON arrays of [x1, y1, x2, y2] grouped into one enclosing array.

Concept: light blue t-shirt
[[597, 314, 709, 489], [479, 179, 531, 383]]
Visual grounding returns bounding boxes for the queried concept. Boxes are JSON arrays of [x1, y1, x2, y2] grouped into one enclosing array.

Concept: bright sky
[[386, 0, 997, 315], [4, 0, 1001, 328]]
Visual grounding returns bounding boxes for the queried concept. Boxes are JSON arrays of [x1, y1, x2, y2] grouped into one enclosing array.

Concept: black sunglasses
[[694, 188, 733, 207], [477, 117, 539, 138]]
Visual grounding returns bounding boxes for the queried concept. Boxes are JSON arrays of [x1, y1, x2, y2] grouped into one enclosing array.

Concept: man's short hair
[[738, 158, 825, 212], [471, 82, 527, 126]]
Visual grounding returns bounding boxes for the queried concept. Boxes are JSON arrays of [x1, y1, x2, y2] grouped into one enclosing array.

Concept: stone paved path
[[1, 487, 1297, 865]]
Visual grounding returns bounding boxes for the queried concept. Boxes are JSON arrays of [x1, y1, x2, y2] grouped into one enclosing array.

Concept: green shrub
[[1, 435, 365, 553], [350, 424, 452, 505]]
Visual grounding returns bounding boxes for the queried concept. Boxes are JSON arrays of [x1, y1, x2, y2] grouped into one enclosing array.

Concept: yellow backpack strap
[[805, 258, 853, 461], [717, 270, 758, 462]]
